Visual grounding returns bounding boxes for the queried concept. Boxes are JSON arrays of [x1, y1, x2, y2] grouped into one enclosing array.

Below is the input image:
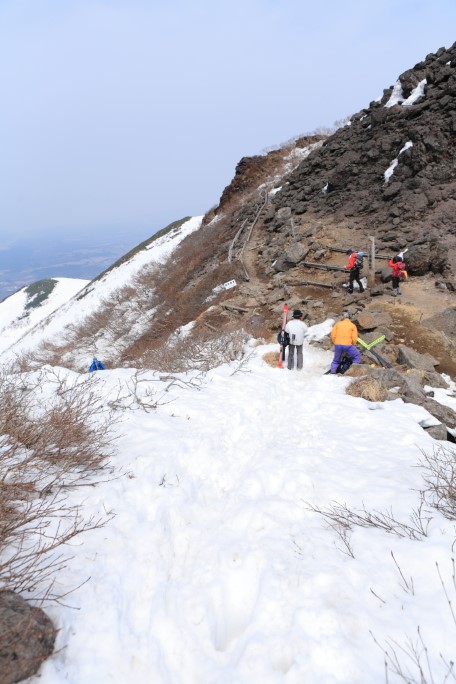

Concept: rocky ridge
[[191, 43, 456, 379]]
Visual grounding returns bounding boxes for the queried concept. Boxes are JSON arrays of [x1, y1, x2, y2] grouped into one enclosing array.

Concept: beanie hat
[[346, 249, 353, 255], [292, 310, 303, 318]]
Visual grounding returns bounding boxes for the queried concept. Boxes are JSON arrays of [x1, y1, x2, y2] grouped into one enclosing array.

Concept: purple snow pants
[[330, 345, 361, 374]]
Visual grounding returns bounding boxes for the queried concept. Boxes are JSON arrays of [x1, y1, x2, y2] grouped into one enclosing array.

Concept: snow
[[384, 80, 404, 108], [284, 141, 324, 165], [0, 217, 202, 361], [1, 215, 455, 683], [402, 79, 427, 106], [15, 339, 456, 684], [0, 277, 88, 354], [384, 79, 427, 108], [384, 141, 413, 183]]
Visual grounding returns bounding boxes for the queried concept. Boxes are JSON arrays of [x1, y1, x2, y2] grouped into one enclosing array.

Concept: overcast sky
[[1, 0, 455, 246]]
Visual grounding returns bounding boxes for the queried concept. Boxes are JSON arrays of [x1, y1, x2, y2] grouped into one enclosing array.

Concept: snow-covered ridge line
[[0, 277, 89, 355], [0, 217, 203, 360]]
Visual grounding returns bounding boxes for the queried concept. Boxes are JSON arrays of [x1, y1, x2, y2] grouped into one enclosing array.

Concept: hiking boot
[[347, 288, 353, 294], [359, 286, 365, 293]]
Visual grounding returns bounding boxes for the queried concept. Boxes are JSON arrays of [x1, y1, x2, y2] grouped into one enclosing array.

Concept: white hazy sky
[[1, 0, 455, 244]]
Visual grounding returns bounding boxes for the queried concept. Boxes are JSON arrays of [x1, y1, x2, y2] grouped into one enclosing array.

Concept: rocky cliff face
[[191, 43, 456, 374], [269, 42, 456, 275]]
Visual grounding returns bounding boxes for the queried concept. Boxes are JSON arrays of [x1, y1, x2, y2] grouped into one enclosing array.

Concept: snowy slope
[[0, 277, 88, 355], [0, 217, 202, 362], [22, 339, 456, 684]]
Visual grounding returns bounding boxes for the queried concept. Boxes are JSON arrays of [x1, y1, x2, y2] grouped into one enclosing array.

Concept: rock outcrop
[[0, 591, 56, 684]]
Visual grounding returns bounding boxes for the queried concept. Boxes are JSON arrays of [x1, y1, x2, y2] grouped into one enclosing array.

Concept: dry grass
[[262, 351, 280, 368], [346, 377, 388, 402]]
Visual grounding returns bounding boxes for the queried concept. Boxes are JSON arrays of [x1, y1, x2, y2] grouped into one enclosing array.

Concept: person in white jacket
[[285, 309, 308, 370]]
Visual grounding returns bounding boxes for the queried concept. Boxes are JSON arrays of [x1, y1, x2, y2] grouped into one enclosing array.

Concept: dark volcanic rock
[[271, 41, 456, 275], [422, 307, 456, 338], [0, 591, 56, 684]]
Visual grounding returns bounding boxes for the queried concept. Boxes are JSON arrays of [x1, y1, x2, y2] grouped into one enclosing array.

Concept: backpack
[[354, 253, 364, 269], [336, 354, 353, 374], [89, 358, 105, 372], [277, 331, 290, 347], [393, 260, 407, 280]]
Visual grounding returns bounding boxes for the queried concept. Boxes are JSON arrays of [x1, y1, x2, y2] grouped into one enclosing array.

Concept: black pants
[[348, 267, 363, 293]]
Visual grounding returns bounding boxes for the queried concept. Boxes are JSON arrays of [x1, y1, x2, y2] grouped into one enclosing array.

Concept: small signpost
[[368, 236, 376, 287]]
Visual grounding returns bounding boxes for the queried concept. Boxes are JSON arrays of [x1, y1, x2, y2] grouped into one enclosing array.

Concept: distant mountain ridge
[[0, 277, 89, 355]]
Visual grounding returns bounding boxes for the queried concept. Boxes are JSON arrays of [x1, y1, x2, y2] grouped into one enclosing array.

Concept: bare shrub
[[140, 328, 250, 373], [0, 366, 117, 599], [346, 377, 388, 402], [371, 560, 456, 684], [419, 444, 456, 520], [106, 369, 205, 412], [305, 498, 430, 551]]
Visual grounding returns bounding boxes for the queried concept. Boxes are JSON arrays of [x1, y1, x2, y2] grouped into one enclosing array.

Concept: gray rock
[[313, 249, 326, 260], [0, 591, 56, 684], [423, 370, 450, 389], [422, 307, 456, 338], [421, 398, 456, 429], [266, 289, 286, 304], [285, 243, 310, 265], [357, 311, 392, 330], [423, 424, 448, 440], [397, 344, 439, 371]]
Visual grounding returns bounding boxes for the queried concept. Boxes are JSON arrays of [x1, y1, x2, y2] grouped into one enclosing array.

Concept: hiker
[[89, 357, 105, 372], [388, 255, 407, 297], [330, 313, 361, 374], [285, 309, 308, 370], [345, 249, 365, 294]]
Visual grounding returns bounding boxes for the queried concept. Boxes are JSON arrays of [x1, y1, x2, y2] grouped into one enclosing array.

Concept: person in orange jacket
[[330, 314, 361, 373]]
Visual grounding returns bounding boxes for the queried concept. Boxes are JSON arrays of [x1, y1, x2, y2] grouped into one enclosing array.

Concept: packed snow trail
[[33, 340, 456, 684]]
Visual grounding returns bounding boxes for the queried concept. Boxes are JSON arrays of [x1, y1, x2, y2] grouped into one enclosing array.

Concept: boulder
[[423, 424, 448, 440], [422, 307, 456, 338], [0, 591, 56, 684], [397, 344, 439, 371], [284, 243, 310, 265], [357, 311, 392, 331], [420, 398, 456, 429], [368, 368, 426, 402], [266, 289, 286, 305], [422, 370, 450, 389]]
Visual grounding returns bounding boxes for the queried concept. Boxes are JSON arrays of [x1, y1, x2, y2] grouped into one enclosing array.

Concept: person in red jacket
[[345, 249, 365, 294], [388, 256, 407, 296]]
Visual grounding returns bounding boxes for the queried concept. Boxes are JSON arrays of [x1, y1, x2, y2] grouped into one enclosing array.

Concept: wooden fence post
[[368, 236, 376, 286]]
